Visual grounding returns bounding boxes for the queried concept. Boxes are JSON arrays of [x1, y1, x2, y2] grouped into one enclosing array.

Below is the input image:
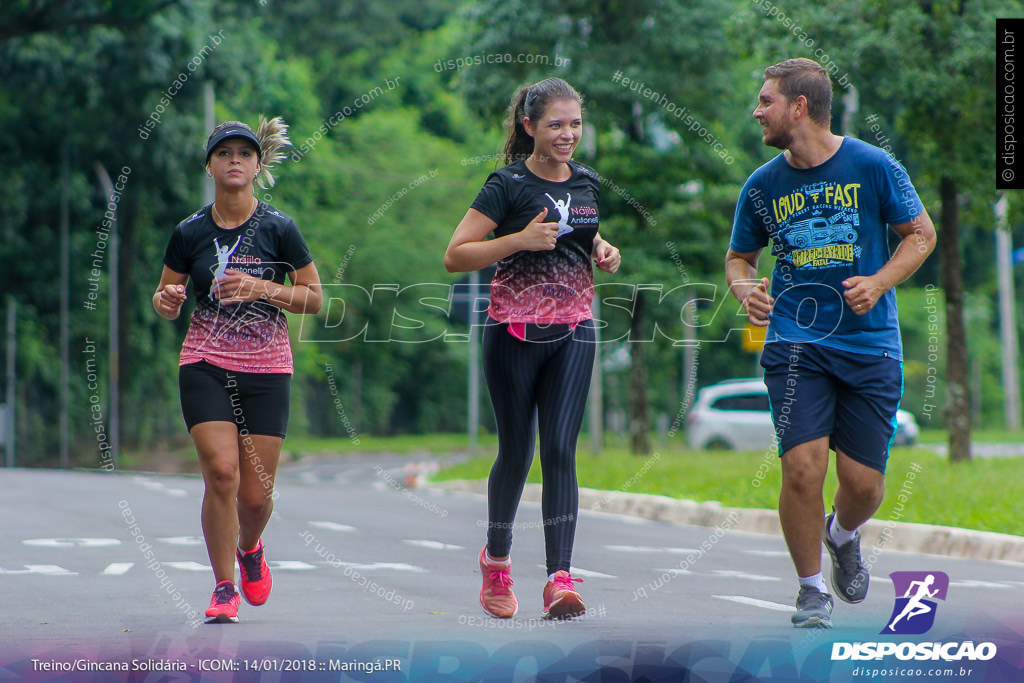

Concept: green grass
[[917, 427, 1024, 444], [433, 443, 1024, 537], [284, 432, 499, 457]]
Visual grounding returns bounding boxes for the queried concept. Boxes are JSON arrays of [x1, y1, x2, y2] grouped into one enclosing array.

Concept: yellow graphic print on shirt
[[773, 181, 862, 269]]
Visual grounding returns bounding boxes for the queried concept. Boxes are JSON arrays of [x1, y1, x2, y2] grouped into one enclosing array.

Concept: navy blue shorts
[[178, 360, 290, 438], [760, 342, 903, 473]]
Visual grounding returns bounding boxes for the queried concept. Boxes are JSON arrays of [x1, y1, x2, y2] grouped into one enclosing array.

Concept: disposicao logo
[[831, 570, 997, 664], [881, 570, 949, 635]]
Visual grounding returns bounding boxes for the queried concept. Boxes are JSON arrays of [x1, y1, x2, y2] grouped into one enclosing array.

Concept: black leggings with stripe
[[482, 318, 596, 575]]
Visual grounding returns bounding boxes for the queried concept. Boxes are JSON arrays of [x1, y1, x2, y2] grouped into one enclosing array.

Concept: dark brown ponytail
[[502, 77, 583, 166]]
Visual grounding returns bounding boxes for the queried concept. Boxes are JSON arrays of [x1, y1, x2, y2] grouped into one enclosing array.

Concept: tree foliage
[[0, 0, 1015, 467]]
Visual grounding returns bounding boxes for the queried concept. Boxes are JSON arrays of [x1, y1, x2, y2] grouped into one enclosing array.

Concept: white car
[[685, 378, 919, 451]]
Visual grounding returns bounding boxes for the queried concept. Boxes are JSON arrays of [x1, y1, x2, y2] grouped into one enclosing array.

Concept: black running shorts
[[178, 360, 290, 437]]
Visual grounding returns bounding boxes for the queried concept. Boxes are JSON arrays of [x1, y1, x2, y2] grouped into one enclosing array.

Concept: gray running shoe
[[791, 585, 834, 628], [823, 510, 869, 604]]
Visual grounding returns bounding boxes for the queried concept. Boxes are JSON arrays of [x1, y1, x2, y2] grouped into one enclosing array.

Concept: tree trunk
[[624, 103, 649, 456], [939, 175, 971, 462], [353, 359, 363, 433], [629, 289, 650, 455]]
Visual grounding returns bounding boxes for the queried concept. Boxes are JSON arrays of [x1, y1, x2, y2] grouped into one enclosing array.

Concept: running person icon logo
[[881, 571, 949, 635], [545, 192, 573, 236]]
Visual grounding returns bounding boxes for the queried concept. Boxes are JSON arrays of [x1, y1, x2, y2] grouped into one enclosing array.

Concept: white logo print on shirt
[[210, 235, 241, 298], [545, 192, 573, 236]]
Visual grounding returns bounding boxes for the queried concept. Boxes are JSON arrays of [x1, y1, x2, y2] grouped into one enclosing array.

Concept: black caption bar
[[998, 18, 1024, 189]]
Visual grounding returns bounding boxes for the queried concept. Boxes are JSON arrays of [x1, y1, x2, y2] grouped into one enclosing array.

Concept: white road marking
[[0, 564, 78, 575], [578, 509, 651, 525], [532, 566, 616, 579], [157, 536, 205, 546], [326, 562, 428, 572], [132, 477, 188, 497], [743, 550, 791, 557], [713, 595, 794, 612], [603, 545, 700, 554], [309, 521, 357, 532], [570, 567, 617, 579], [22, 538, 120, 548], [149, 560, 323, 572], [404, 540, 465, 550], [711, 569, 782, 582], [950, 579, 1013, 589], [102, 563, 135, 575], [652, 568, 693, 576], [267, 561, 317, 570], [163, 561, 210, 572]]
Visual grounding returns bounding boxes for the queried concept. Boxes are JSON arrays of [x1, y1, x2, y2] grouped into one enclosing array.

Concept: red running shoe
[[236, 538, 273, 606], [205, 580, 240, 623], [542, 571, 585, 619]]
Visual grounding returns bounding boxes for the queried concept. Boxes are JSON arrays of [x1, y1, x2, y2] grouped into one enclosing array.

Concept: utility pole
[[60, 140, 70, 468], [681, 296, 698, 416], [841, 85, 859, 136], [995, 194, 1021, 430], [95, 164, 121, 469], [203, 81, 215, 205], [467, 270, 480, 458], [589, 297, 602, 455], [5, 298, 15, 467]]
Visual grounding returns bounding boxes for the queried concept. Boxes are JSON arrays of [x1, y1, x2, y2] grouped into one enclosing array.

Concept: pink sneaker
[[205, 580, 240, 623], [478, 546, 517, 618], [236, 538, 272, 606], [543, 570, 585, 619]]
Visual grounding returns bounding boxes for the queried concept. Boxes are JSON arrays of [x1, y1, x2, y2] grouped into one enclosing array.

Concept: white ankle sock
[[486, 552, 510, 567], [798, 572, 827, 593], [829, 515, 857, 546]]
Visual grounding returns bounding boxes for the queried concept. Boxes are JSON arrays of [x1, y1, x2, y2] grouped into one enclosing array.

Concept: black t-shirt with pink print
[[163, 201, 313, 374], [470, 159, 600, 325]]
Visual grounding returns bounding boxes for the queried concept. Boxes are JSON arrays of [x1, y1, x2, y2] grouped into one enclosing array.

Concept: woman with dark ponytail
[[445, 77, 620, 620]]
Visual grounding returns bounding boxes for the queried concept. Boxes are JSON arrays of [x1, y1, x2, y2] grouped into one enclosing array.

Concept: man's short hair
[[763, 58, 832, 126]]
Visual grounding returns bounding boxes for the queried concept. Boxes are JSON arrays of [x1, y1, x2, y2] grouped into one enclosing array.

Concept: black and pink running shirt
[[470, 159, 600, 325], [163, 201, 313, 374]]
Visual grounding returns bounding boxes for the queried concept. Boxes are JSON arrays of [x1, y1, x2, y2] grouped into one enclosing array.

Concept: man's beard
[[763, 125, 793, 150]]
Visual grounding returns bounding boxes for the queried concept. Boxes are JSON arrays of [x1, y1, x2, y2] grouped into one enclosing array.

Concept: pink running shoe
[[236, 538, 272, 606], [542, 570, 585, 619], [478, 546, 517, 618], [205, 580, 240, 623]]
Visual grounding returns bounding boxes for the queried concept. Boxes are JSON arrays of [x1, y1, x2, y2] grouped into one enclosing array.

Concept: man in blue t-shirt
[[726, 58, 936, 628]]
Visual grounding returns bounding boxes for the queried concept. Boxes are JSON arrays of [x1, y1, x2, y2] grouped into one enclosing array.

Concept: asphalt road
[[1, 457, 1022, 682]]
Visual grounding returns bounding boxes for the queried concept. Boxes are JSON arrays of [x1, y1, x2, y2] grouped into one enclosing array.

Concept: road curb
[[428, 479, 1024, 564]]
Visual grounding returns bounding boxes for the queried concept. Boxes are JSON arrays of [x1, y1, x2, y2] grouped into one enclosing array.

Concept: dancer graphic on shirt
[[545, 192, 573, 236]]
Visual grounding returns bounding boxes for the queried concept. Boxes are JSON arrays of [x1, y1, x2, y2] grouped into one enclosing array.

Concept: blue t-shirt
[[730, 137, 924, 359]]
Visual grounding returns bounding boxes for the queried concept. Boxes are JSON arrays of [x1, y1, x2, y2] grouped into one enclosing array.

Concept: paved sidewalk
[[430, 479, 1024, 564]]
